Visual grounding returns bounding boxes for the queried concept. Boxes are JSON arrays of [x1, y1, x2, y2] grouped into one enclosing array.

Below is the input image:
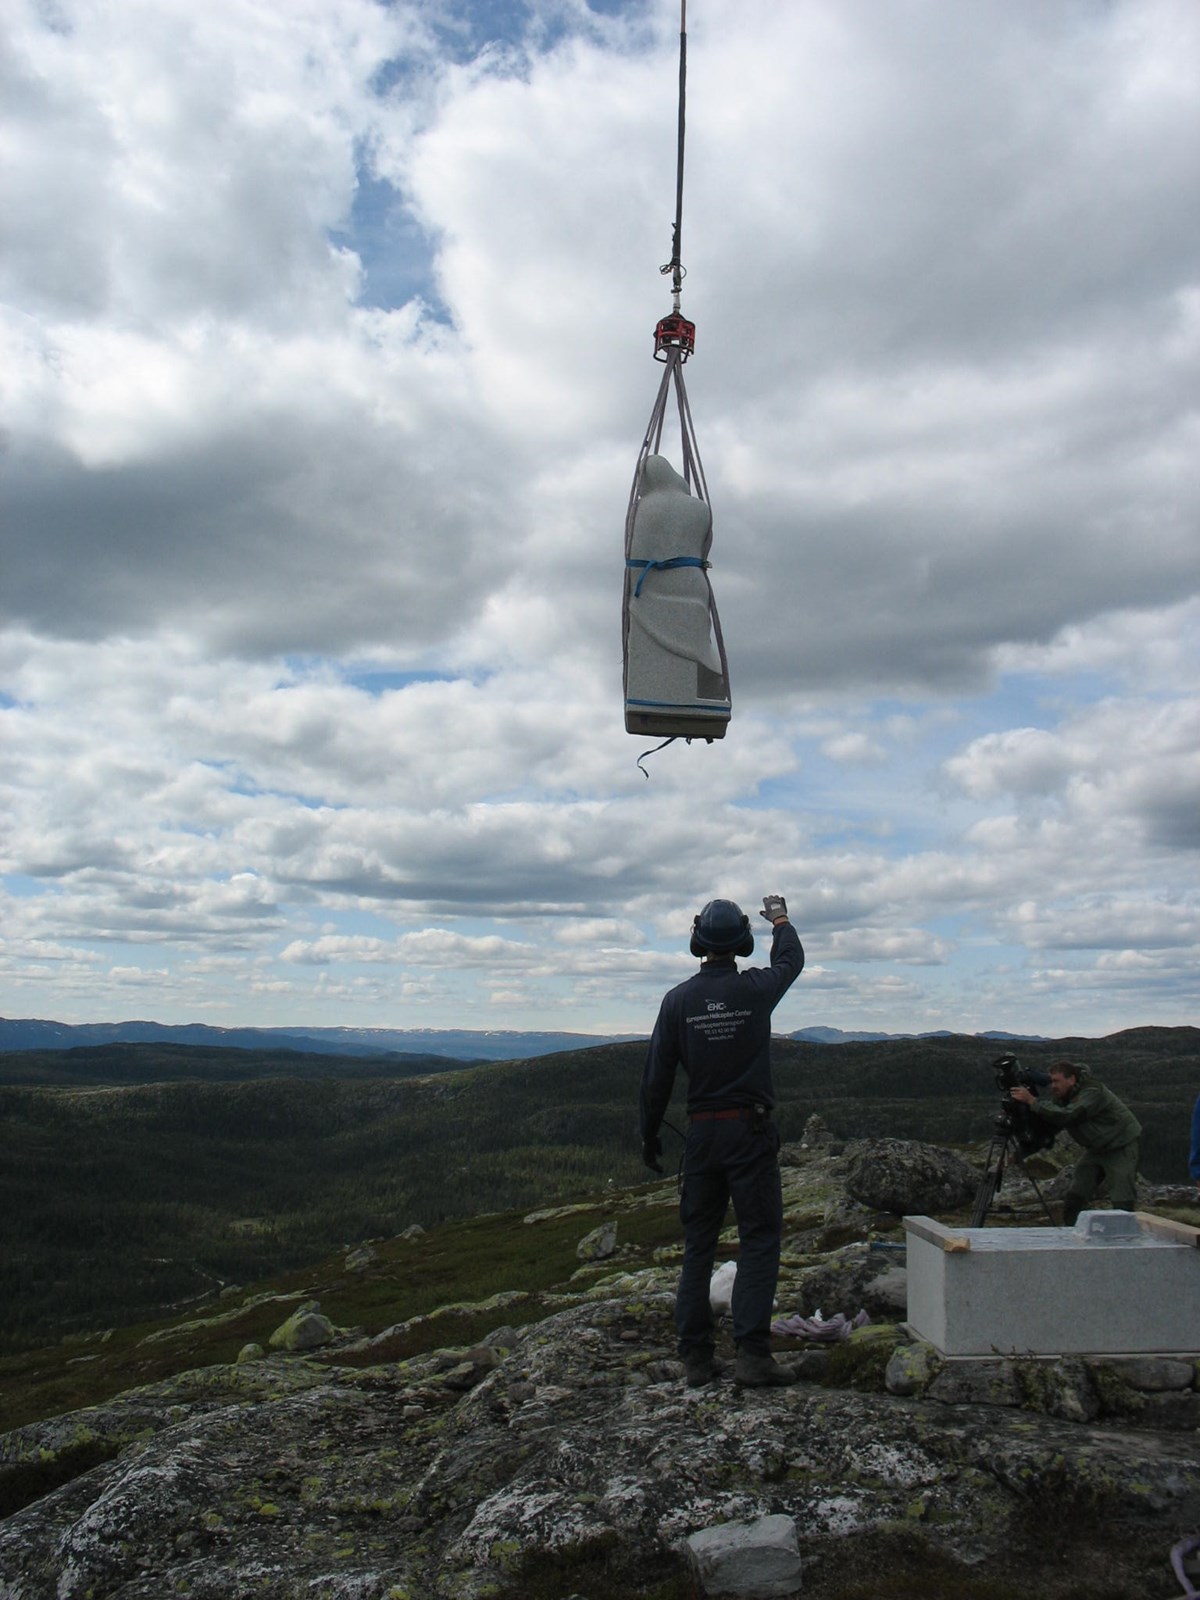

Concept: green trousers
[[1062, 1139, 1141, 1227]]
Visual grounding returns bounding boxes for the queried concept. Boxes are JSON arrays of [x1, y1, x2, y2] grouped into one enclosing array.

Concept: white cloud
[[0, 0, 1197, 1035], [948, 696, 1200, 851], [824, 928, 951, 967], [820, 733, 887, 766], [946, 728, 1078, 802], [1004, 897, 1199, 955], [555, 918, 647, 949], [280, 929, 533, 967]]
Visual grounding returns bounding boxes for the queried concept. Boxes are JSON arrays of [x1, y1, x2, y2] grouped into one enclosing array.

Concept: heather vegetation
[[1, 1026, 1194, 1354]]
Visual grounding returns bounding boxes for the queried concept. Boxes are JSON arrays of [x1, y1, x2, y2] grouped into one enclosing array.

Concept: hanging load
[[622, 360, 730, 740], [622, 1, 731, 744]]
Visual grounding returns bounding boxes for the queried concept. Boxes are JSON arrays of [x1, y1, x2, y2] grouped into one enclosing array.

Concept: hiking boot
[[682, 1350, 722, 1387], [733, 1350, 796, 1387]]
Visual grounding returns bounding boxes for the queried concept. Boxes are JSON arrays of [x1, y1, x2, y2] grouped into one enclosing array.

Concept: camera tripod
[[970, 1128, 1056, 1227]]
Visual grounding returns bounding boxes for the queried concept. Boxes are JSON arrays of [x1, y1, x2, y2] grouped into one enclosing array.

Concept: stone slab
[[903, 1211, 1200, 1356], [685, 1513, 802, 1598]]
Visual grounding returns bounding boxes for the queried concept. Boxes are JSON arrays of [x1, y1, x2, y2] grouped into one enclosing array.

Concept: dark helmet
[[690, 899, 754, 958]]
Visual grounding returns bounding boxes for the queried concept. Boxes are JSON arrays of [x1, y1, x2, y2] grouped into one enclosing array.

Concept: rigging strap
[[626, 554, 710, 599], [622, 1, 729, 759], [636, 735, 678, 778]]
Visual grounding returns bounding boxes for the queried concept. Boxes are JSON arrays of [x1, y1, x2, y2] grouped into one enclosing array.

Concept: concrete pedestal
[[903, 1211, 1200, 1357]]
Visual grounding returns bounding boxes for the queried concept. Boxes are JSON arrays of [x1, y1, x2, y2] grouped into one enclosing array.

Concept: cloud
[[820, 733, 887, 766], [0, 0, 1197, 1035], [0, 0, 520, 657], [5, 0, 1195, 686], [281, 929, 534, 967], [554, 918, 647, 949], [948, 696, 1200, 851], [823, 928, 951, 967], [1005, 897, 1198, 954]]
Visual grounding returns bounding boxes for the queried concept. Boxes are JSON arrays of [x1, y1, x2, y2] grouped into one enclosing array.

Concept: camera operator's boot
[[733, 1349, 796, 1387]]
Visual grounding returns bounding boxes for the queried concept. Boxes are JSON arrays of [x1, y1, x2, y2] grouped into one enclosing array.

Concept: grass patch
[[501, 1535, 692, 1600], [806, 1529, 1026, 1599], [0, 1194, 682, 1433], [0, 1434, 122, 1517], [801, 1524, 1164, 1600]]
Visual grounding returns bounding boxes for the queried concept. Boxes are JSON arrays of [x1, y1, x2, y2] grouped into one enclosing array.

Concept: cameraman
[[1010, 1061, 1141, 1226]]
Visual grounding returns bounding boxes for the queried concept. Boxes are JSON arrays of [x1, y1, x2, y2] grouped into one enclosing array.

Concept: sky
[[1, 0, 1198, 1041]]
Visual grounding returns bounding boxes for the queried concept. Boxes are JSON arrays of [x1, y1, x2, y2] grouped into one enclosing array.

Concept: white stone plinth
[[903, 1211, 1200, 1357]]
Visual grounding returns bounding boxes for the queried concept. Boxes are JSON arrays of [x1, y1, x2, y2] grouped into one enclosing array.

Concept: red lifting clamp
[[654, 312, 696, 362]]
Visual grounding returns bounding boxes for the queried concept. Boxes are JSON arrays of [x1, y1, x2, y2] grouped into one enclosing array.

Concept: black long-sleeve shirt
[[639, 920, 804, 1140]]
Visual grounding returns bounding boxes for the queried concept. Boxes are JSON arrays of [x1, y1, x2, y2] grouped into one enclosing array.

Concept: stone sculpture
[[624, 454, 730, 739]]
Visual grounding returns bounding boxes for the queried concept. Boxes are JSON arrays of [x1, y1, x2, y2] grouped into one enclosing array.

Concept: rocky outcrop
[[4, 1296, 1200, 1597], [842, 1137, 980, 1215], [2, 1144, 1198, 1599], [797, 1113, 834, 1149]]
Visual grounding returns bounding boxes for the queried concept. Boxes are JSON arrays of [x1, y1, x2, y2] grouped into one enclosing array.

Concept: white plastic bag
[[709, 1260, 737, 1315]]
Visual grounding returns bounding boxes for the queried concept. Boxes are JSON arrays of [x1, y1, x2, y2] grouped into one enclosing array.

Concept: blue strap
[[626, 556, 708, 599]]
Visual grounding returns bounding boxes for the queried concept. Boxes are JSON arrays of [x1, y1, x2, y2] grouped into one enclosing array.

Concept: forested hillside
[[0, 1041, 468, 1087], [2, 1026, 1194, 1354]]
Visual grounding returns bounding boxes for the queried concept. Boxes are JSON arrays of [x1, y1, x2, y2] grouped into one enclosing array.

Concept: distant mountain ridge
[[0, 1016, 642, 1060], [791, 1026, 1048, 1045], [0, 1015, 1050, 1059]]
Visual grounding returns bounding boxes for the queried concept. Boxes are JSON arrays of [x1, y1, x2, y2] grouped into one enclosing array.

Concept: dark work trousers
[[1062, 1139, 1141, 1226], [675, 1116, 783, 1359]]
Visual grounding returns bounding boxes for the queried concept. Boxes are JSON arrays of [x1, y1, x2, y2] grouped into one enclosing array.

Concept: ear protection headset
[[690, 899, 754, 958]]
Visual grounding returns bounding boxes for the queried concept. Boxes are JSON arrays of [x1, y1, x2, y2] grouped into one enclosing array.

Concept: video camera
[[989, 1053, 1057, 1157]]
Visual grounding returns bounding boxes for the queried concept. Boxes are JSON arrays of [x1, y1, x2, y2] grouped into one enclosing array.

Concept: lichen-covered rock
[[1100, 1357, 1195, 1392], [843, 1138, 979, 1215], [886, 1341, 944, 1397], [137, 1289, 304, 1347], [1010, 1358, 1100, 1423], [685, 1512, 802, 1597], [576, 1220, 618, 1261], [3, 1296, 1199, 1598], [820, 1324, 908, 1392], [926, 1359, 1022, 1408], [799, 1114, 834, 1149], [4, 1143, 1200, 1600], [861, 1264, 907, 1316], [779, 1243, 903, 1324], [1125, 1391, 1200, 1431], [268, 1306, 336, 1352]]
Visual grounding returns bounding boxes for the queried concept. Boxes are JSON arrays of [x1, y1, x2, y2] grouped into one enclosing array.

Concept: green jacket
[[1028, 1066, 1141, 1153]]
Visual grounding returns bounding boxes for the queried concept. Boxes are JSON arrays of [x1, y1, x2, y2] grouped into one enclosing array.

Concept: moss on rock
[[821, 1325, 908, 1392]]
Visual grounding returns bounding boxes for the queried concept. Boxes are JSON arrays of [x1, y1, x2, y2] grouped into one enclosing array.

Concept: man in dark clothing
[[640, 894, 804, 1388], [1010, 1061, 1142, 1226]]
